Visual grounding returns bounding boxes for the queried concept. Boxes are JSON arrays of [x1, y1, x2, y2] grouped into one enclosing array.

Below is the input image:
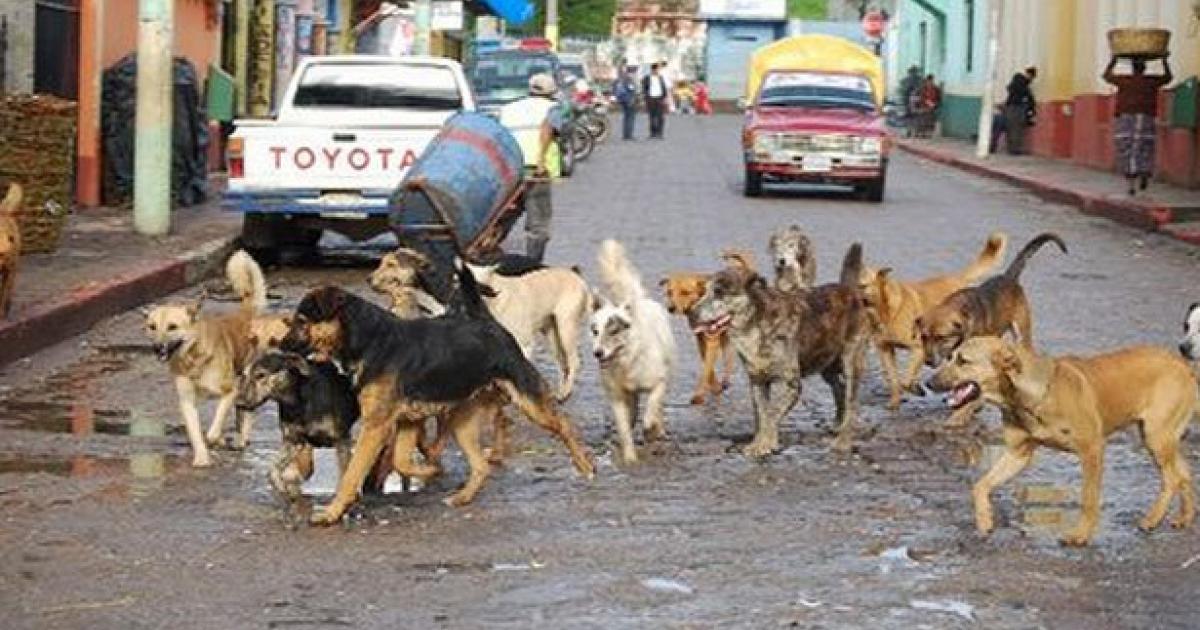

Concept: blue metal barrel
[[389, 111, 524, 263]]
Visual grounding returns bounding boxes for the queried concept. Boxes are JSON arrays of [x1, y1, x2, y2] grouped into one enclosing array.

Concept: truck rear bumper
[[747, 161, 884, 184], [221, 191, 392, 217]]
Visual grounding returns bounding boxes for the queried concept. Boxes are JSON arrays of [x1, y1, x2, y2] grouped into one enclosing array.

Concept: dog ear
[[283, 352, 314, 377], [658, 277, 669, 288], [589, 292, 604, 313], [913, 316, 924, 340], [187, 289, 208, 319], [994, 344, 1022, 374]]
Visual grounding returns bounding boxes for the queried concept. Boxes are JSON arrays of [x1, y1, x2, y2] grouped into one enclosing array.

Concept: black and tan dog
[[928, 337, 1198, 546], [692, 244, 870, 454], [281, 263, 594, 525], [917, 233, 1067, 426], [661, 272, 736, 405], [236, 351, 359, 501]]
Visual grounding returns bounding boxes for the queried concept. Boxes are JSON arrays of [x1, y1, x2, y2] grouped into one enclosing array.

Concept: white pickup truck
[[223, 55, 476, 260]]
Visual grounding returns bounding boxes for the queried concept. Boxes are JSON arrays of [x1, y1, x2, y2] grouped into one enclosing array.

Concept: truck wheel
[[560, 138, 575, 177], [744, 167, 763, 197], [863, 172, 886, 203], [240, 214, 281, 266]]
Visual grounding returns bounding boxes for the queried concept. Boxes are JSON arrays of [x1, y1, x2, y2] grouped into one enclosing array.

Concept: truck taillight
[[227, 137, 244, 179], [742, 129, 754, 149]]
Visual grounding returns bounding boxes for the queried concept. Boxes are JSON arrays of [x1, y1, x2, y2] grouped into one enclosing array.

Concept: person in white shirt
[[641, 63, 669, 139], [498, 73, 563, 261]]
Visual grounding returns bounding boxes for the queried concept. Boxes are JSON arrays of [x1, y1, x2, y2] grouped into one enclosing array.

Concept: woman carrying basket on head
[[1103, 54, 1172, 196]]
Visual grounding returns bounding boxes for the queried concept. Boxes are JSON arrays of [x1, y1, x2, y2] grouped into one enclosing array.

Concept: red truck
[[740, 36, 890, 201]]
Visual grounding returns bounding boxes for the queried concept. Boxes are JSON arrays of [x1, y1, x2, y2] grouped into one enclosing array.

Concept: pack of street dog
[[142, 224, 1200, 548]]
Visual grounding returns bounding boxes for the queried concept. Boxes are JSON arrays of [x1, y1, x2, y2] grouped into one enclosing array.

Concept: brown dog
[[917, 233, 1066, 426], [692, 244, 869, 454], [861, 232, 1007, 410], [0, 183, 23, 317], [661, 272, 736, 405], [928, 337, 1198, 546]]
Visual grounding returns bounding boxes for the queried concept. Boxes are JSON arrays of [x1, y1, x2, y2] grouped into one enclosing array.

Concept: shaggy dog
[[917, 233, 1067, 426], [590, 239, 676, 463], [929, 337, 1198, 546], [281, 263, 594, 525], [236, 351, 359, 501], [368, 247, 447, 319], [860, 232, 1008, 410], [693, 244, 869, 454], [661, 272, 736, 405], [0, 183, 22, 317], [144, 250, 266, 466], [768, 224, 817, 292]]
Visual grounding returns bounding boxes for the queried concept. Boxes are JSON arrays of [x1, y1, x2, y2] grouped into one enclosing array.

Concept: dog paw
[[1058, 531, 1092, 547], [443, 491, 476, 508], [644, 425, 668, 442], [192, 455, 214, 468], [886, 397, 902, 412], [689, 393, 706, 405], [742, 441, 776, 459], [830, 435, 854, 453], [1171, 512, 1195, 529], [974, 510, 995, 536], [1138, 516, 1162, 533], [309, 508, 343, 527], [205, 434, 229, 449]]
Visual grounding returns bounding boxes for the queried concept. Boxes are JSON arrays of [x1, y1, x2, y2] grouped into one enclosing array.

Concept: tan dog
[[661, 272, 736, 405], [917, 233, 1066, 426], [249, 315, 291, 352], [368, 248, 446, 319], [0, 183, 23, 317], [860, 232, 1007, 410], [144, 250, 267, 466], [929, 337, 1198, 546]]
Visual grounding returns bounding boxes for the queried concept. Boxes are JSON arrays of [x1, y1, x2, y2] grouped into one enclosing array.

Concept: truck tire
[[560, 137, 575, 177], [744, 167, 763, 197], [240, 214, 321, 266], [863, 171, 886, 203]]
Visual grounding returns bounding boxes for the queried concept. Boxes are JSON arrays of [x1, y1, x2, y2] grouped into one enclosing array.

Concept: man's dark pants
[[621, 104, 636, 140], [647, 98, 665, 138], [523, 178, 552, 262]]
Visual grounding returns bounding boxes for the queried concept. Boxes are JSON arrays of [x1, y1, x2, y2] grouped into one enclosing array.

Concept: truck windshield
[[293, 63, 462, 110], [471, 54, 557, 100], [757, 72, 875, 111]]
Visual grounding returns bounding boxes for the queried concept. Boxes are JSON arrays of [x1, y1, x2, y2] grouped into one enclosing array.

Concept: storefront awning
[[475, 0, 533, 25]]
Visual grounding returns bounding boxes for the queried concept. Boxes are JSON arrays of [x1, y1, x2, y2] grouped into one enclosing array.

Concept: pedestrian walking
[[694, 79, 712, 115], [1003, 67, 1037, 155], [1103, 55, 1172, 195], [643, 63, 669, 139], [989, 104, 1008, 154], [498, 72, 564, 262], [899, 65, 922, 137], [916, 74, 942, 137], [614, 65, 640, 140]]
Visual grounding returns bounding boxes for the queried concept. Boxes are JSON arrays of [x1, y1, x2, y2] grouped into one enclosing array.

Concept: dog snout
[[1181, 342, 1195, 359], [593, 349, 604, 359]]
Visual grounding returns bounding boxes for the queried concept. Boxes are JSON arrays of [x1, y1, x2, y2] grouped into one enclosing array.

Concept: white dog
[[1179, 302, 1200, 361], [466, 262, 591, 401], [590, 239, 676, 463]]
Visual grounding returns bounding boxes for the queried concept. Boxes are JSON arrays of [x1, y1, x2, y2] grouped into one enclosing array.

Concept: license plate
[[319, 192, 364, 207], [319, 211, 369, 220], [802, 155, 833, 172]]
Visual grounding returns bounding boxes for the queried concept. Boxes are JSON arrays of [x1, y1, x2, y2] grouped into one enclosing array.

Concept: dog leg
[[486, 408, 512, 465], [234, 408, 256, 450], [445, 400, 491, 507], [901, 344, 927, 397], [944, 397, 982, 429], [691, 334, 716, 405], [644, 382, 669, 442], [746, 380, 795, 458], [745, 380, 769, 453], [831, 343, 868, 452], [551, 316, 581, 402], [206, 392, 237, 449], [610, 390, 639, 463], [875, 341, 903, 412], [973, 428, 1035, 537], [270, 442, 305, 499], [175, 377, 212, 467], [1140, 423, 1192, 531], [1013, 299, 1034, 350], [0, 266, 13, 318], [311, 418, 391, 526], [720, 334, 736, 390], [336, 442, 352, 478], [391, 422, 441, 480], [500, 381, 595, 478], [422, 416, 451, 466], [1061, 444, 1104, 546]]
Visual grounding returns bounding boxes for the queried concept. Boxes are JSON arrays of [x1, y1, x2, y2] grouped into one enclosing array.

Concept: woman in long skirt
[[1103, 56, 1172, 195]]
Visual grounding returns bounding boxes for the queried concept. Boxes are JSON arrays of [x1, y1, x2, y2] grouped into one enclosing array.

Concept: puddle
[[302, 448, 415, 496], [0, 451, 181, 496]]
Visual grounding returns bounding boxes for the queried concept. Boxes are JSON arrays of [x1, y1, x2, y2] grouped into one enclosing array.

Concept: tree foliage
[[511, 0, 617, 37]]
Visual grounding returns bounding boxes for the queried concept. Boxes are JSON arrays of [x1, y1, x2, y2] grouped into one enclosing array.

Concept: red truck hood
[[746, 106, 885, 136]]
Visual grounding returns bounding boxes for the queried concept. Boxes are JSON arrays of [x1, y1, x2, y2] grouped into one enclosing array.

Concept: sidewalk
[[0, 192, 241, 367], [896, 137, 1200, 243]]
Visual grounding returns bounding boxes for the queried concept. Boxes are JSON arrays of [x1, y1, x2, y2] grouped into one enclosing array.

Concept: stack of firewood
[[0, 94, 76, 253]]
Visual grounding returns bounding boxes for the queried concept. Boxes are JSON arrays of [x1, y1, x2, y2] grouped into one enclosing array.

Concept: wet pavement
[[3, 115, 1200, 628]]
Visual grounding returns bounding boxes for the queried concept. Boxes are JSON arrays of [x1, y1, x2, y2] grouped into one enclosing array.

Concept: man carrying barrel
[[1103, 55, 1172, 196], [499, 72, 564, 262]]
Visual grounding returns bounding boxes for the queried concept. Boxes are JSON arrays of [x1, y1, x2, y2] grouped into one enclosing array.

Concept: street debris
[[910, 599, 976, 622], [641, 577, 695, 595], [491, 560, 545, 572]]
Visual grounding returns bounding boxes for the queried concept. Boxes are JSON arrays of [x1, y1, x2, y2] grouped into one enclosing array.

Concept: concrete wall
[[0, 0, 35, 92], [100, 1, 220, 83]]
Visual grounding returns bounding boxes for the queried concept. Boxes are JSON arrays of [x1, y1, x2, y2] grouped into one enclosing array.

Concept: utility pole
[[414, 0, 432, 55], [546, 0, 559, 51], [134, 0, 174, 236], [975, 0, 1000, 158]]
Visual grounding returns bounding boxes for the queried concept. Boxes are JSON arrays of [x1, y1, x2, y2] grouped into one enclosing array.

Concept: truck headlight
[[856, 137, 882, 154], [754, 133, 777, 152]]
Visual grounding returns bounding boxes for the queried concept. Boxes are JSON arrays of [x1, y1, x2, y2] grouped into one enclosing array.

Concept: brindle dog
[[281, 263, 594, 525], [692, 243, 870, 454]]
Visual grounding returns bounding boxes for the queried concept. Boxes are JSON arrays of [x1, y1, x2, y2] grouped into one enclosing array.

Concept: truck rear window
[[293, 64, 462, 110]]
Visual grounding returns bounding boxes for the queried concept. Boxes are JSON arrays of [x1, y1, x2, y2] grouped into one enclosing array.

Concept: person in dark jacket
[[642, 63, 670, 139], [614, 65, 640, 140], [1003, 66, 1037, 154]]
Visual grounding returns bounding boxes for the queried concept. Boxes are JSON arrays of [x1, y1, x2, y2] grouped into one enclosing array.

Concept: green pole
[[414, 0, 432, 56], [134, 0, 174, 236]]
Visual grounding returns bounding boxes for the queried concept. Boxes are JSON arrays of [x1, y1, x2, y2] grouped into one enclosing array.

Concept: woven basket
[[1108, 28, 1171, 58], [0, 94, 76, 253]]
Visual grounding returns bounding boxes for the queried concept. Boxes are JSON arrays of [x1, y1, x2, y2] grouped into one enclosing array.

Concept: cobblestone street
[[3, 115, 1200, 628]]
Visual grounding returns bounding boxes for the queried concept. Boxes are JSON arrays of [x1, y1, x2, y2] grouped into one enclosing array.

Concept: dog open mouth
[[944, 381, 980, 409], [155, 340, 184, 362], [694, 313, 732, 336]]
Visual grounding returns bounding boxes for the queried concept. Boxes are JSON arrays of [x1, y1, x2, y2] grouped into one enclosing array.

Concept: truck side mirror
[[736, 97, 748, 111]]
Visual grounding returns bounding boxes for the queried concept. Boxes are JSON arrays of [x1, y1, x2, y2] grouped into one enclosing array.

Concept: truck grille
[[776, 133, 854, 153]]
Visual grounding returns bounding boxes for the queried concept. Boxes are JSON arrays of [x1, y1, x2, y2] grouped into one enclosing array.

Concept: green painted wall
[[940, 92, 982, 139]]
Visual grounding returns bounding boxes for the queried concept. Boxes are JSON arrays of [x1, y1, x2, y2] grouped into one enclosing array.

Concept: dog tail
[[961, 231, 1009, 283], [227, 249, 267, 314], [452, 259, 492, 320], [839, 242, 864, 288], [598, 239, 645, 305], [0, 183, 22, 215], [1004, 233, 1067, 281]]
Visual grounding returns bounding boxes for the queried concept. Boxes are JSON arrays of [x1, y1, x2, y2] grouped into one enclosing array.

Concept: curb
[[0, 236, 240, 367], [896, 140, 1175, 233]]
